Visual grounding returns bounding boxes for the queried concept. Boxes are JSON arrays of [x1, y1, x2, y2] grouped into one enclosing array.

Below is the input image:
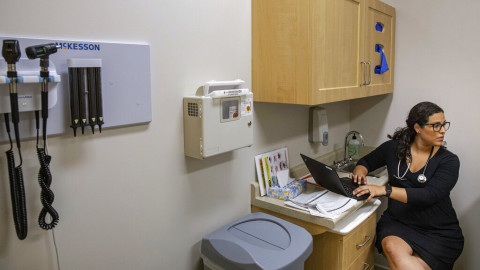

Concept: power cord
[[51, 225, 61, 270]]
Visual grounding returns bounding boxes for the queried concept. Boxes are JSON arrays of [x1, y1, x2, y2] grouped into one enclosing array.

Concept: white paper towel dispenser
[[183, 80, 253, 159]]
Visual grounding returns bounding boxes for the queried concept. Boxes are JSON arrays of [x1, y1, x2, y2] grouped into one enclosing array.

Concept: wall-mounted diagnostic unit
[[0, 35, 151, 143], [0, 36, 151, 239], [183, 80, 253, 159]]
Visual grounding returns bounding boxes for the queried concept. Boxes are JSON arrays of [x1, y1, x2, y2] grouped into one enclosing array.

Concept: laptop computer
[[300, 154, 368, 201]]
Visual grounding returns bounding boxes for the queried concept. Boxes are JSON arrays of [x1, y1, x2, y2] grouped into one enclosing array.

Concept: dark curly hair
[[388, 101, 444, 160]]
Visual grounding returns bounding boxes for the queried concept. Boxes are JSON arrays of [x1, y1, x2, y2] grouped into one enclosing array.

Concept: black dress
[[357, 140, 464, 270]]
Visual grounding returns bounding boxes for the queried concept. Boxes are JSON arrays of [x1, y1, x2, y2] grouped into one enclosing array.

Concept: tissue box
[[267, 179, 307, 200]]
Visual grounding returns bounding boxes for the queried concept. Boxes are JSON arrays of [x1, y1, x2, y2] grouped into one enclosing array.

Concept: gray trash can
[[200, 212, 313, 270]]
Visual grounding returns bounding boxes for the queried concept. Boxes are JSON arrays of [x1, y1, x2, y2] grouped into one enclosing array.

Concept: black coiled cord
[[37, 148, 58, 230], [4, 113, 28, 240], [35, 111, 59, 230]]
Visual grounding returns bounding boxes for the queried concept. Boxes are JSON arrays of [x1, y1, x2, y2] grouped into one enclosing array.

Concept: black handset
[[2, 40, 22, 149], [25, 43, 60, 230], [2, 39, 28, 240]]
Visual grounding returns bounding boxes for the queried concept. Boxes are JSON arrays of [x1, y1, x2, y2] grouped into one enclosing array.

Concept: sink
[[337, 163, 386, 178]]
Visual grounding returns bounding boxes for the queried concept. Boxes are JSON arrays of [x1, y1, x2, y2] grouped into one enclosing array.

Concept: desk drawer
[[342, 213, 376, 267], [346, 243, 375, 270]]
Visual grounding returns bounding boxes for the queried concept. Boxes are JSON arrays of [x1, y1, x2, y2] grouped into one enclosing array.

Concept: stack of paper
[[285, 190, 357, 219]]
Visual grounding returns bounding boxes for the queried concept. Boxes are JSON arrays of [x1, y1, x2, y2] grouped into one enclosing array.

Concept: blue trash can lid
[[201, 212, 313, 270]]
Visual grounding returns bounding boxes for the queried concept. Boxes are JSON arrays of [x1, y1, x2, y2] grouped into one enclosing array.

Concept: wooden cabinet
[[304, 212, 377, 270], [363, 0, 396, 96], [252, 0, 395, 105]]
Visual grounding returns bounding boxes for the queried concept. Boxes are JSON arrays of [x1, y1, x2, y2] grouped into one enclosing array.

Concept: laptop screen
[[300, 154, 348, 197]]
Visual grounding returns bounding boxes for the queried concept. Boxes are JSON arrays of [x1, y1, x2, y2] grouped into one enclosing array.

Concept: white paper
[[286, 190, 357, 219], [254, 155, 268, 196], [288, 190, 329, 206], [276, 169, 291, 187], [254, 147, 289, 196]]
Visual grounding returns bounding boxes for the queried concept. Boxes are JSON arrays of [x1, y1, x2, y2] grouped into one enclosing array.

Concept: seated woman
[[350, 101, 464, 270]]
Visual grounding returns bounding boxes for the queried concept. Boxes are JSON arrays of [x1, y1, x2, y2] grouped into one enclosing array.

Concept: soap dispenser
[[348, 134, 360, 160], [308, 106, 328, 145]]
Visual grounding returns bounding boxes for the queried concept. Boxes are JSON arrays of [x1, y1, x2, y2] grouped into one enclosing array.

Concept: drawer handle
[[356, 235, 371, 249], [363, 262, 370, 270]]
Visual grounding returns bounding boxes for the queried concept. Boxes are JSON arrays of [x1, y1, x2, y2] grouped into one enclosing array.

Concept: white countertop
[[328, 198, 381, 235], [251, 167, 388, 233]]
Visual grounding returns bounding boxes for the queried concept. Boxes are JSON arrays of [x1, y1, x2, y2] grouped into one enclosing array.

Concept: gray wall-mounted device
[[183, 80, 253, 159], [0, 35, 151, 143], [308, 106, 328, 145], [0, 59, 60, 114]]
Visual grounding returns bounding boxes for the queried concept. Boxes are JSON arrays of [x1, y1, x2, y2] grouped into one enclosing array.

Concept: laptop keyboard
[[340, 177, 369, 200]]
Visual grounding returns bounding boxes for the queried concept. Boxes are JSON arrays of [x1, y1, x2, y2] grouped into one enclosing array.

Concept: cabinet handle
[[366, 61, 372, 85], [360, 61, 368, 86], [356, 235, 371, 249], [363, 262, 370, 270]]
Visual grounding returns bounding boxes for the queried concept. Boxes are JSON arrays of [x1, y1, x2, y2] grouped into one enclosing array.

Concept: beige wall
[[0, 1, 351, 269], [1, 0, 478, 269], [351, 0, 480, 269]]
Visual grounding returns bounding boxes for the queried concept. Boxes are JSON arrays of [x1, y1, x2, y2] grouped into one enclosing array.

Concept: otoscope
[[25, 43, 60, 230], [3, 40, 22, 150], [26, 43, 59, 142], [2, 40, 28, 240]]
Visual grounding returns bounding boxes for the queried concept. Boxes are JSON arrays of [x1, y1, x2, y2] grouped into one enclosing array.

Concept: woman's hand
[[353, 185, 386, 202], [349, 165, 369, 185]]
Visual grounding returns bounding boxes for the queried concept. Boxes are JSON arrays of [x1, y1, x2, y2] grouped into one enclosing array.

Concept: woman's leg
[[382, 236, 432, 270]]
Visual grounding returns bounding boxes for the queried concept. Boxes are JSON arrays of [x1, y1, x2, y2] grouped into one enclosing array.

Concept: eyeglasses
[[424, 121, 450, 132]]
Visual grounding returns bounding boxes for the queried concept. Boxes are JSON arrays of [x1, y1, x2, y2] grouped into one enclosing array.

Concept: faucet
[[333, 131, 365, 169]]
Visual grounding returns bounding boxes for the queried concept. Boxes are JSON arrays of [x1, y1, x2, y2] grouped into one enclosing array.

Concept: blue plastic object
[[375, 22, 384, 32], [375, 44, 389, 74], [201, 212, 313, 270]]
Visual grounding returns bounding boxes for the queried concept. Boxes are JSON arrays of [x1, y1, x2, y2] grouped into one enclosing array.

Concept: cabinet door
[[311, 0, 365, 104], [304, 233, 343, 270], [363, 0, 396, 93], [252, 0, 310, 104]]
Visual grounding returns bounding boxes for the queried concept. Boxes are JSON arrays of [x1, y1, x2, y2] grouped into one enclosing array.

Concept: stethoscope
[[394, 146, 434, 183]]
